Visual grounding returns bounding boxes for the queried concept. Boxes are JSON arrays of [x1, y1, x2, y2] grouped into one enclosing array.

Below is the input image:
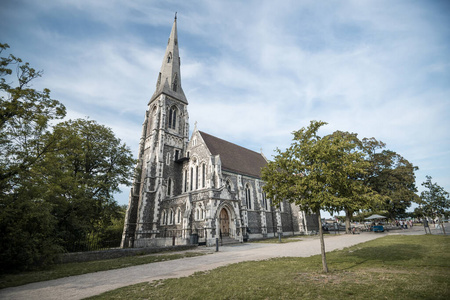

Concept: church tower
[[122, 15, 189, 247]]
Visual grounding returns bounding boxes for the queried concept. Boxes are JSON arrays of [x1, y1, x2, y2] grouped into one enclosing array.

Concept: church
[[121, 16, 318, 248]]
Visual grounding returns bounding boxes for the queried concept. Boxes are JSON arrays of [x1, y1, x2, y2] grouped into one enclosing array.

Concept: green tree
[[326, 131, 380, 234], [0, 43, 66, 272], [262, 121, 372, 272], [364, 145, 419, 219], [37, 119, 135, 248], [420, 176, 449, 235], [0, 44, 135, 271]]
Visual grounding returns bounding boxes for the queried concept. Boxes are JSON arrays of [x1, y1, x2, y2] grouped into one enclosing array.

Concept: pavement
[[0, 225, 444, 300]]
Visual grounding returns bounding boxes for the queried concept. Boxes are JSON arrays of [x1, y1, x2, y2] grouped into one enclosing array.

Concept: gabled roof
[[199, 131, 267, 178]]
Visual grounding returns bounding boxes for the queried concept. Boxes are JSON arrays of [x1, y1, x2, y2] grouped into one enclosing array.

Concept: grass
[[88, 235, 449, 300], [0, 251, 205, 289]]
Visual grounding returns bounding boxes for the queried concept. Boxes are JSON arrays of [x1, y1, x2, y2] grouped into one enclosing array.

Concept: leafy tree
[[0, 44, 135, 271], [363, 138, 419, 219], [420, 176, 449, 235], [37, 119, 135, 248], [0, 43, 66, 272], [262, 121, 373, 272], [326, 131, 381, 234]]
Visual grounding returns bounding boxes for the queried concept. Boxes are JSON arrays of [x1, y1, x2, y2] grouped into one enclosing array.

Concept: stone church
[[121, 16, 318, 248]]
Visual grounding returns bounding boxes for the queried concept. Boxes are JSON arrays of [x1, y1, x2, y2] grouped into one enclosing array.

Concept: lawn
[[0, 251, 205, 289], [88, 235, 449, 300]]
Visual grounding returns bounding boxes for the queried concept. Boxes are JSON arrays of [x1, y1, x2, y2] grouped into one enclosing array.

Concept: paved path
[[0, 228, 433, 300]]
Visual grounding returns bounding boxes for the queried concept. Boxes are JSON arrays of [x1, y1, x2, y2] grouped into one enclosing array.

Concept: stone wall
[[57, 244, 197, 264]]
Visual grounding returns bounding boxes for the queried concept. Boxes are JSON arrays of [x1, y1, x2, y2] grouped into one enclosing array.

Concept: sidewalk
[[0, 229, 431, 300]]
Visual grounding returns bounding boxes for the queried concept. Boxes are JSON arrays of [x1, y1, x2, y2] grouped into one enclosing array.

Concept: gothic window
[[245, 184, 251, 209], [184, 169, 187, 192], [190, 167, 193, 191], [161, 210, 166, 225], [169, 209, 174, 225], [195, 208, 199, 220], [202, 163, 206, 188], [175, 149, 179, 161], [167, 178, 172, 196], [226, 179, 232, 191], [167, 52, 172, 63], [261, 191, 267, 211], [168, 106, 177, 130], [196, 165, 199, 190], [176, 208, 181, 224]]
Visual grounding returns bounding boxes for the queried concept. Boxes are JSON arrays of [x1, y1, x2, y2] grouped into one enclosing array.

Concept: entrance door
[[219, 208, 230, 237]]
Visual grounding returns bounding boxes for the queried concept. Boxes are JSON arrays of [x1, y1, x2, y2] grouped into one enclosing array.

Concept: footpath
[[0, 226, 435, 300]]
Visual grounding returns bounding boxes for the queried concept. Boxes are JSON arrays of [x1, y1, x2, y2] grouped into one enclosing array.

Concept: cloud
[[2, 0, 449, 208]]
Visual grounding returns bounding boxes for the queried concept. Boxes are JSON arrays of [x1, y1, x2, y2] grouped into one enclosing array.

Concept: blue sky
[[1, 0, 449, 215]]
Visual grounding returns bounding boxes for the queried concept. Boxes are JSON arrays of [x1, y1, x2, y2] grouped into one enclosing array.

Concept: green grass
[[88, 235, 450, 300], [0, 251, 205, 289]]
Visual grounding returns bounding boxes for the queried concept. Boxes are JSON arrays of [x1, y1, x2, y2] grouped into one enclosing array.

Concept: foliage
[[326, 131, 381, 233], [419, 176, 450, 234], [0, 44, 134, 272], [261, 120, 375, 272], [0, 43, 66, 272], [362, 138, 420, 219], [0, 43, 66, 191], [37, 119, 135, 246], [88, 235, 450, 300]]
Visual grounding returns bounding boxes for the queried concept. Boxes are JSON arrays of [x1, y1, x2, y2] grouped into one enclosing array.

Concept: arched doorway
[[219, 208, 230, 237]]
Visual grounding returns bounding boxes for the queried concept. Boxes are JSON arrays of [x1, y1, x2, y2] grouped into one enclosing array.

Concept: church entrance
[[219, 208, 230, 237]]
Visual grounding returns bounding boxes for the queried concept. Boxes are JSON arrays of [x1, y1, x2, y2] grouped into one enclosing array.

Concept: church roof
[[199, 131, 267, 178]]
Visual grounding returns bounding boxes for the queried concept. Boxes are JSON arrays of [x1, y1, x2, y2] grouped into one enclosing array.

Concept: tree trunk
[[439, 218, 446, 235], [316, 209, 328, 273], [345, 208, 352, 234]]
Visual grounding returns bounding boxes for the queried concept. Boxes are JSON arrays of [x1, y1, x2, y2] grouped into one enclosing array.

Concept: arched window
[[202, 163, 206, 188], [195, 165, 199, 190], [261, 191, 267, 211], [169, 209, 174, 224], [190, 167, 194, 191], [226, 179, 232, 191], [167, 178, 172, 196], [184, 169, 188, 192], [176, 208, 181, 224], [168, 106, 177, 130], [161, 210, 166, 225], [167, 52, 172, 63], [245, 184, 251, 209]]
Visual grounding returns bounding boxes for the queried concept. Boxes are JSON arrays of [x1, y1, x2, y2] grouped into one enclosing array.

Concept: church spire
[[151, 14, 187, 104]]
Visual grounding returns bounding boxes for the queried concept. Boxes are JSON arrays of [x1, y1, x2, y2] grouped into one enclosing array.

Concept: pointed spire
[[150, 14, 187, 104]]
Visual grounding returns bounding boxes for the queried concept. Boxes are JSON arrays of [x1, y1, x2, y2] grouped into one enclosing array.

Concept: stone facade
[[121, 16, 318, 248]]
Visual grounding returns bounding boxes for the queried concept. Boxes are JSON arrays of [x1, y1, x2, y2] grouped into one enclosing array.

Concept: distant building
[[121, 16, 318, 248]]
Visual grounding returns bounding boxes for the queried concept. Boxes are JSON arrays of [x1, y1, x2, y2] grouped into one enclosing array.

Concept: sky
[[1, 0, 449, 216]]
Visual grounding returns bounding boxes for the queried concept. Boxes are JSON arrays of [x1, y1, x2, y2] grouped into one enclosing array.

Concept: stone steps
[[220, 236, 239, 245]]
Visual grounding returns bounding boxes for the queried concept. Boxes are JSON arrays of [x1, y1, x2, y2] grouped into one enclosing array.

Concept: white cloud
[[2, 0, 449, 206]]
